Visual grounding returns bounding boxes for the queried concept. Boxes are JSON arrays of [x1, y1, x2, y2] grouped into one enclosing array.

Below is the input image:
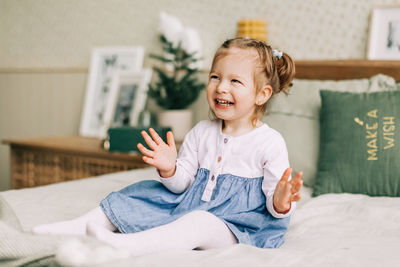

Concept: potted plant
[[148, 34, 205, 141]]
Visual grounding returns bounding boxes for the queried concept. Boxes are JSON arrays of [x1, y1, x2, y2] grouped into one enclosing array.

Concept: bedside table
[[2, 136, 147, 189]]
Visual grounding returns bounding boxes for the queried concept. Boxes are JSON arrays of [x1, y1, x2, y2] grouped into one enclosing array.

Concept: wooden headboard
[[2, 60, 399, 82], [295, 60, 400, 81]]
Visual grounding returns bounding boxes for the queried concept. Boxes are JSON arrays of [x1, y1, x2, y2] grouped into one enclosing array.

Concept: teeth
[[216, 99, 233, 105]]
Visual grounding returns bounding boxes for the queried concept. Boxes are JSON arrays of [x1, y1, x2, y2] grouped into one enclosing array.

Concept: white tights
[[32, 207, 238, 256]]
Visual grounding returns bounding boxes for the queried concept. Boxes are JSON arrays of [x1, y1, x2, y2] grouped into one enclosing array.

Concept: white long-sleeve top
[[160, 119, 295, 218]]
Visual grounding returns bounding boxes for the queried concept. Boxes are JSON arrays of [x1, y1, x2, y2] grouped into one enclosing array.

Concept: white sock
[[32, 206, 116, 235], [56, 238, 130, 266], [86, 210, 238, 256]]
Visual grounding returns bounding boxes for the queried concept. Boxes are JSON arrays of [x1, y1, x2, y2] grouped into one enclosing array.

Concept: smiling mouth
[[215, 99, 234, 106]]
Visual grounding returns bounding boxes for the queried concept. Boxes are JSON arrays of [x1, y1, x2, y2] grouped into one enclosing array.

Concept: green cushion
[[313, 90, 400, 197]]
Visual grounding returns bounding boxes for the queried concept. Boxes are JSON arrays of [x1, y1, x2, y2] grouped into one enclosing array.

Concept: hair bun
[[275, 52, 295, 94]]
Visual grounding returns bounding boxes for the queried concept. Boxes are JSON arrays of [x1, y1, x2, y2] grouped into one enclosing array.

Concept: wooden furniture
[[295, 60, 400, 80], [2, 136, 147, 189], [201, 60, 400, 81]]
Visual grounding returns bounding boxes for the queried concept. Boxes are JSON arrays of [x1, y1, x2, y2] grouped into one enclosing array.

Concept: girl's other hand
[[273, 168, 303, 214], [137, 128, 177, 178]]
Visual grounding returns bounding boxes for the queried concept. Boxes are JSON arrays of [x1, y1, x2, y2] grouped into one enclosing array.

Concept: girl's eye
[[210, 75, 219, 80], [232, 79, 241, 84]]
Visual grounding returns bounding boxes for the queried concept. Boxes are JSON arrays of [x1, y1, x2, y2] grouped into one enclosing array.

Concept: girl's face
[[207, 48, 264, 128]]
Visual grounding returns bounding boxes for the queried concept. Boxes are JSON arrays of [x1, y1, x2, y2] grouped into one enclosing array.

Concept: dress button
[[224, 138, 228, 144], [211, 175, 215, 181]]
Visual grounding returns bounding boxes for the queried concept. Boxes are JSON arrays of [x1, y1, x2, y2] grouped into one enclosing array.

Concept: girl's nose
[[216, 81, 229, 93]]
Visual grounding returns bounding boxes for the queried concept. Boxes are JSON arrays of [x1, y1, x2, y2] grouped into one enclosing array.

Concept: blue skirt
[[100, 168, 290, 248]]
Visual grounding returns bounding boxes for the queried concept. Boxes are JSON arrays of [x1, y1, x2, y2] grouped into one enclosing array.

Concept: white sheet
[[1, 168, 400, 266]]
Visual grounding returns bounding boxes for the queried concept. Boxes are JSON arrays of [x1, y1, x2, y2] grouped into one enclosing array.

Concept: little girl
[[33, 37, 303, 256]]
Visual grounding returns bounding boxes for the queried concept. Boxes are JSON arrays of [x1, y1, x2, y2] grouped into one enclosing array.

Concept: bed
[[1, 60, 400, 267]]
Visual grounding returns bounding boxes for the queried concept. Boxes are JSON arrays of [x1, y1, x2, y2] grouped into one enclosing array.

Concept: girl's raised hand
[[273, 168, 303, 214], [137, 128, 177, 178]]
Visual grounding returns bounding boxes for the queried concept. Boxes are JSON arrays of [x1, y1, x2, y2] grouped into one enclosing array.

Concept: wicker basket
[[11, 147, 144, 189]]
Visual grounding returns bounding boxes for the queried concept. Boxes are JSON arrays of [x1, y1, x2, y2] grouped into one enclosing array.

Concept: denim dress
[[100, 120, 292, 249]]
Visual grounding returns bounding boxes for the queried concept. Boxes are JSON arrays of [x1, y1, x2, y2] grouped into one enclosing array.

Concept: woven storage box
[[11, 148, 143, 188], [4, 136, 147, 189]]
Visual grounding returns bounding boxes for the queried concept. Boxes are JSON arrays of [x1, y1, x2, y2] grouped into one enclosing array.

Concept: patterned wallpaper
[[1, 0, 400, 69]]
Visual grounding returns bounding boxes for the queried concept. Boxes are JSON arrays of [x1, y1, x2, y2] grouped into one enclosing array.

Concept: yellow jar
[[237, 19, 267, 42]]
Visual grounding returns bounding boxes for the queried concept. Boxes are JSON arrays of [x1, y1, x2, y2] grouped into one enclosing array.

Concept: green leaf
[[149, 54, 174, 63], [148, 34, 206, 109]]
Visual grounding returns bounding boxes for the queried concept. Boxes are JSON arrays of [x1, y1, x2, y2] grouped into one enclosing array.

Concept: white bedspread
[[1, 168, 400, 266]]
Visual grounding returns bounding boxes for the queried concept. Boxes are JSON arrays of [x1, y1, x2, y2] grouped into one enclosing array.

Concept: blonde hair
[[210, 37, 295, 126]]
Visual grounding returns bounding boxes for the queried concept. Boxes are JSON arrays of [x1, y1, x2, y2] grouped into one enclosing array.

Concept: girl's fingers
[[137, 143, 155, 157], [293, 179, 303, 194], [290, 193, 302, 202], [280, 168, 292, 182], [142, 156, 155, 166], [284, 183, 292, 196], [141, 130, 157, 150], [166, 131, 176, 148], [292, 171, 303, 183], [149, 128, 164, 145], [290, 171, 303, 193]]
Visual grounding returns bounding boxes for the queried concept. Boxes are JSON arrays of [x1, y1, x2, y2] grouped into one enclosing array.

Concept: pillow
[[264, 113, 319, 186], [267, 78, 370, 119], [268, 74, 398, 119], [313, 90, 400, 197], [264, 74, 399, 187]]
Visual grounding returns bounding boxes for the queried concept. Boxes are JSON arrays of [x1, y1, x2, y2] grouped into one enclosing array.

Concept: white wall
[[3, 0, 400, 69], [1, 0, 399, 191]]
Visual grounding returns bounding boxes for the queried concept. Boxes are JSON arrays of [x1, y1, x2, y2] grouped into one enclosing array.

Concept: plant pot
[[157, 109, 193, 142]]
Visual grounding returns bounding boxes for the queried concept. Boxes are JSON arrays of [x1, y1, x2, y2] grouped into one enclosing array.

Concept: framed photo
[[79, 47, 145, 138], [367, 5, 400, 60], [101, 69, 153, 136]]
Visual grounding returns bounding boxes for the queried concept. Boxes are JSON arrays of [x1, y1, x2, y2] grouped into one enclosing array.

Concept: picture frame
[[367, 5, 400, 60], [101, 69, 153, 136], [79, 47, 145, 138]]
